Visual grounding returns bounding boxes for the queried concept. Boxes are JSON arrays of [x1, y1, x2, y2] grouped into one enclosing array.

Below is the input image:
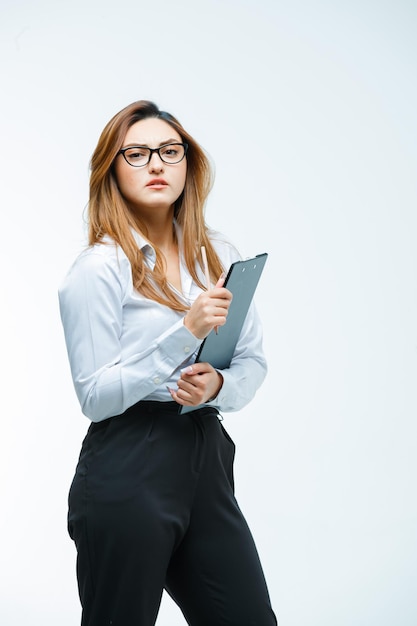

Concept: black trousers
[[68, 401, 277, 626]]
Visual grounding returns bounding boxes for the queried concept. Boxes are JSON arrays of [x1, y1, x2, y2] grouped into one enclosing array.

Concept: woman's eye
[[126, 148, 148, 160], [162, 147, 179, 157]]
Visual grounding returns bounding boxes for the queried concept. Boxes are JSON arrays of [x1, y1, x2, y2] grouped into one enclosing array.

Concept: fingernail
[[166, 386, 175, 395], [180, 366, 193, 375]]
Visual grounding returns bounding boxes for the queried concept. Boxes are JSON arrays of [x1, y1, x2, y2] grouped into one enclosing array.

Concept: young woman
[[59, 100, 277, 626]]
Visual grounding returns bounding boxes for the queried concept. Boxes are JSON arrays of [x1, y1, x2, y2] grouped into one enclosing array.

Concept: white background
[[1, 1, 416, 624]]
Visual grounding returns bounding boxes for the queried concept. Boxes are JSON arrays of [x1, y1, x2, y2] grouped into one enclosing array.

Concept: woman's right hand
[[184, 276, 232, 339]]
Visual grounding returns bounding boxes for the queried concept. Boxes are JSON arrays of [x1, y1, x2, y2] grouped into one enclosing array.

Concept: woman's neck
[[133, 209, 177, 252]]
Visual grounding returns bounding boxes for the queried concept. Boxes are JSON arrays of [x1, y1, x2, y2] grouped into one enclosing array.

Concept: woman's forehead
[[124, 117, 182, 145]]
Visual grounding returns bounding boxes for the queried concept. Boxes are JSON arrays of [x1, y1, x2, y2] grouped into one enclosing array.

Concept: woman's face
[[114, 117, 187, 217]]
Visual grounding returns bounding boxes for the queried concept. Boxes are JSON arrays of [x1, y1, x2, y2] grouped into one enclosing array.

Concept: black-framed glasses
[[118, 142, 188, 167]]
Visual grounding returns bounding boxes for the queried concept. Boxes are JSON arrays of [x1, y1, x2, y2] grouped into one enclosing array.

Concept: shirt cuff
[[158, 318, 202, 366]]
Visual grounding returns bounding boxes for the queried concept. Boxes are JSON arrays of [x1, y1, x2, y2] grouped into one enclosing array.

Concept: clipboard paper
[[179, 252, 268, 414]]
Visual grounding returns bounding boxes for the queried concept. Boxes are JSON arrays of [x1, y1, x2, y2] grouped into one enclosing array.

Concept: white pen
[[201, 245, 219, 334], [201, 245, 210, 290]]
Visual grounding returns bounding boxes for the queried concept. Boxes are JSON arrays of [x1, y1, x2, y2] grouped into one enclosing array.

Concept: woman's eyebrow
[[123, 138, 181, 147]]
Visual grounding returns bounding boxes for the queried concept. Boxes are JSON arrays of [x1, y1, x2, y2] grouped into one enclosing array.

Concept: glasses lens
[[159, 143, 186, 164], [123, 147, 151, 166]]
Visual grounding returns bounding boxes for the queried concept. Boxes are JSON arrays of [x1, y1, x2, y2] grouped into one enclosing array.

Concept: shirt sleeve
[[58, 250, 201, 422], [206, 300, 268, 412]]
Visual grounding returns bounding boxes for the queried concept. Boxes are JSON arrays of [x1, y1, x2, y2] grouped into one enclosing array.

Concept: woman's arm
[[58, 249, 202, 421], [213, 301, 267, 411]]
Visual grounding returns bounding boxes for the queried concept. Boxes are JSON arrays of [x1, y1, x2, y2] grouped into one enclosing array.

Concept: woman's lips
[[146, 178, 168, 188]]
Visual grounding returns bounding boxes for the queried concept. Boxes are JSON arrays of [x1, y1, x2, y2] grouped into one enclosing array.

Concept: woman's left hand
[[167, 362, 223, 406]]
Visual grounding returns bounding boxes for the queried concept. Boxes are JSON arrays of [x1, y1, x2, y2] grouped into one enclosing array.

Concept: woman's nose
[[148, 152, 164, 172]]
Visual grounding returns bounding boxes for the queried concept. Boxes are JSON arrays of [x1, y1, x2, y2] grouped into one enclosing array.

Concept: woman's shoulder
[[72, 237, 128, 268], [59, 238, 131, 293]]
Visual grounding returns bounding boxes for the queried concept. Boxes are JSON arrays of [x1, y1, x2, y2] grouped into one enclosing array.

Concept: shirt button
[[184, 346, 190, 353], [153, 376, 161, 385]]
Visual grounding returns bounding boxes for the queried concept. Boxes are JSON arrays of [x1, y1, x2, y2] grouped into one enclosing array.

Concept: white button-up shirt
[[58, 226, 267, 422]]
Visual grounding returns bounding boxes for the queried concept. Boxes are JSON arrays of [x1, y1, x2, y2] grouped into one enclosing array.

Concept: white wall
[[1, 1, 416, 624]]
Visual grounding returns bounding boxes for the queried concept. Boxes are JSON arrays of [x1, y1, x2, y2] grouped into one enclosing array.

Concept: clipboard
[[180, 252, 268, 414]]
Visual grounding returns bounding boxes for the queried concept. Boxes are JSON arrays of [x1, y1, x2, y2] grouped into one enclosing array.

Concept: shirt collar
[[130, 228, 153, 253]]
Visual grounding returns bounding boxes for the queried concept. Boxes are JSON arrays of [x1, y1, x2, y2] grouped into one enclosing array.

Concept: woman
[[59, 100, 277, 626]]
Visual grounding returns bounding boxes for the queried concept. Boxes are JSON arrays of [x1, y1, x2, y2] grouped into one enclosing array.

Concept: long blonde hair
[[88, 100, 224, 312]]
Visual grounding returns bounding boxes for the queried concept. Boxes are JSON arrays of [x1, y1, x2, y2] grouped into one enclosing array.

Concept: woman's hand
[[183, 276, 232, 339], [167, 362, 224, 406]]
